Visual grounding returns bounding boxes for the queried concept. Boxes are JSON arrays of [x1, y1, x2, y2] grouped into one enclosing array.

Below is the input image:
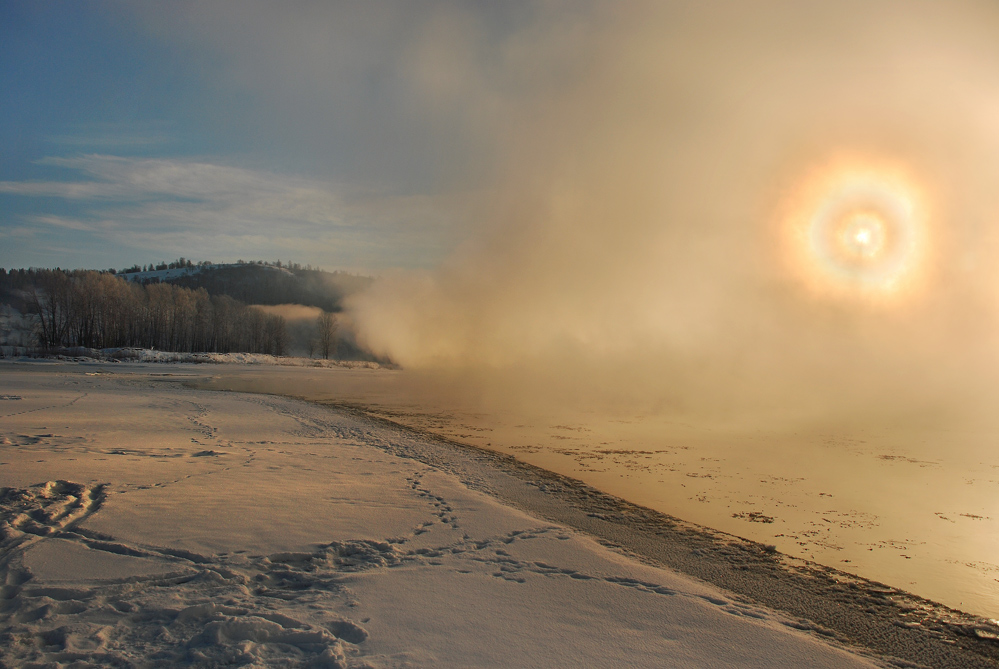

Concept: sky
[[1, 0, 539, 272], [8, 1, 999, 421], [6, 1, 999, 275], [330, 0, 999, 422]]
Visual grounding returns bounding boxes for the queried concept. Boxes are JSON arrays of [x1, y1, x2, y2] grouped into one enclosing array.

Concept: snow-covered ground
[[119, 264, 213, 282], [182, 362, 999, 622], [0, 362, 899, 667], [16, 348, 383, 368], [119, 262, 294, 283], [104, 349, 383, 368]]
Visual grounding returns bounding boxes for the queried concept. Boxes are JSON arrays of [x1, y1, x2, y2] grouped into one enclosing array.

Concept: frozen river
[[193, 362, 999, 620]]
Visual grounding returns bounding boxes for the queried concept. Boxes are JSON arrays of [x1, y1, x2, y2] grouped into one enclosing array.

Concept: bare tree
[[27, 270, 73, 349], [265, 315, 287, 356], [15, 269, 289, 356], [317, 311, 337, 359]]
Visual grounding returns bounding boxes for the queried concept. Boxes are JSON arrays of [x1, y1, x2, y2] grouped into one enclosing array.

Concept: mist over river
[[194, 364, 999, 619]]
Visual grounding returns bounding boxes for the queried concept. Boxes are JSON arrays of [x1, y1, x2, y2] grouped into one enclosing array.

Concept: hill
[[0, 260, 378, 360], [122, 261, 373, 312]]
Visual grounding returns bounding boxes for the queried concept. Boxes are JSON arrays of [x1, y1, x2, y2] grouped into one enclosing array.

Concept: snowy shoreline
[[332, 403, 999, 665], [2, 348, 387, 369], [1, 360, 997, 666]]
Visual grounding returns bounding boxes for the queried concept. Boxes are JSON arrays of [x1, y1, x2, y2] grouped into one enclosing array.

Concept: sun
[[779, 154, 931, 302], [838, 212, 886, 260]]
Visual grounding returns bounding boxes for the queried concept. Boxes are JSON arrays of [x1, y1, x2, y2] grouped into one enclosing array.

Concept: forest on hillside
[[1, 268, 290, 355], [125, 260, 373, 312]]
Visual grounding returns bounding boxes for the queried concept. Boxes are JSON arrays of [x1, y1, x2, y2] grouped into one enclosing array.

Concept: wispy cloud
[[0, 154, 468, 270], [45, 133, 171, 149], [29, 215, 95, 232], [44, 121, 174, 150]]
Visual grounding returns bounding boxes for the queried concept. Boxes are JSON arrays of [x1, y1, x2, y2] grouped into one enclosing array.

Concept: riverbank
[[2, 360, 997, 666]]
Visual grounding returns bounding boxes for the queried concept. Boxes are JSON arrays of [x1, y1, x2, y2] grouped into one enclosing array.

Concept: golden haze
[[777, 154, 933, 305]]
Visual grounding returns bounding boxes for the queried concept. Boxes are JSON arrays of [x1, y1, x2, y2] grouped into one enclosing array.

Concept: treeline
[[120, 257, 204, 274], [4, 269, 288, 354], [123, 258, 311, 275], [160, 262, 372, 312]]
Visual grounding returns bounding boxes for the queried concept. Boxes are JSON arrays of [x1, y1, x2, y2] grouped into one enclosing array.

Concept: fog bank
[[348, 1, 999, 424]]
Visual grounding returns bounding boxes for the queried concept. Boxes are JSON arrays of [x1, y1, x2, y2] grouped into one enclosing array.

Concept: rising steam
[[347, 1, 999, 424]]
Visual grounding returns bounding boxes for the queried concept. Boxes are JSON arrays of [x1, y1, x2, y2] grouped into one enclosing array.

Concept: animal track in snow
[[0, 393, 87, 419]]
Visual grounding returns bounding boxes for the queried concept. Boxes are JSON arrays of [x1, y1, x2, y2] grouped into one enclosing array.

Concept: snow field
[[0, 365, 885, 667]]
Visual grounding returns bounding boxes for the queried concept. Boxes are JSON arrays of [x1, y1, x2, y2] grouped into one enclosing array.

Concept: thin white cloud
[[45, 133, 171, 148], [1, 227, 39, 239], [30, 215, 95, 232], [27, 155, 334, 202], [45, 121, 174, 149], [1, 155, 469, 270], [0, 179, 139, 200]]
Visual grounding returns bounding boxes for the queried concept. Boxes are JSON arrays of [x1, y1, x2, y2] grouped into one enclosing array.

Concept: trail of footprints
[[0, 480, 105, 557], [187, 401, 219, 443], [407, 470, 461, 534], [0, 474, 795, 667], [0, 392, 87, 420], [0, 481, 378, 667], [0, 400, 824, 665]]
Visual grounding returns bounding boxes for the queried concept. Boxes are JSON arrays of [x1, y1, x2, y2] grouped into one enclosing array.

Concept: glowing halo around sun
[[780, 155, 931, 302]]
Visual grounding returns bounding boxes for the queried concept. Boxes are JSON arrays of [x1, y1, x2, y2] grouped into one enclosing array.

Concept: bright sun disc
[[781, 155, 930, 301]]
